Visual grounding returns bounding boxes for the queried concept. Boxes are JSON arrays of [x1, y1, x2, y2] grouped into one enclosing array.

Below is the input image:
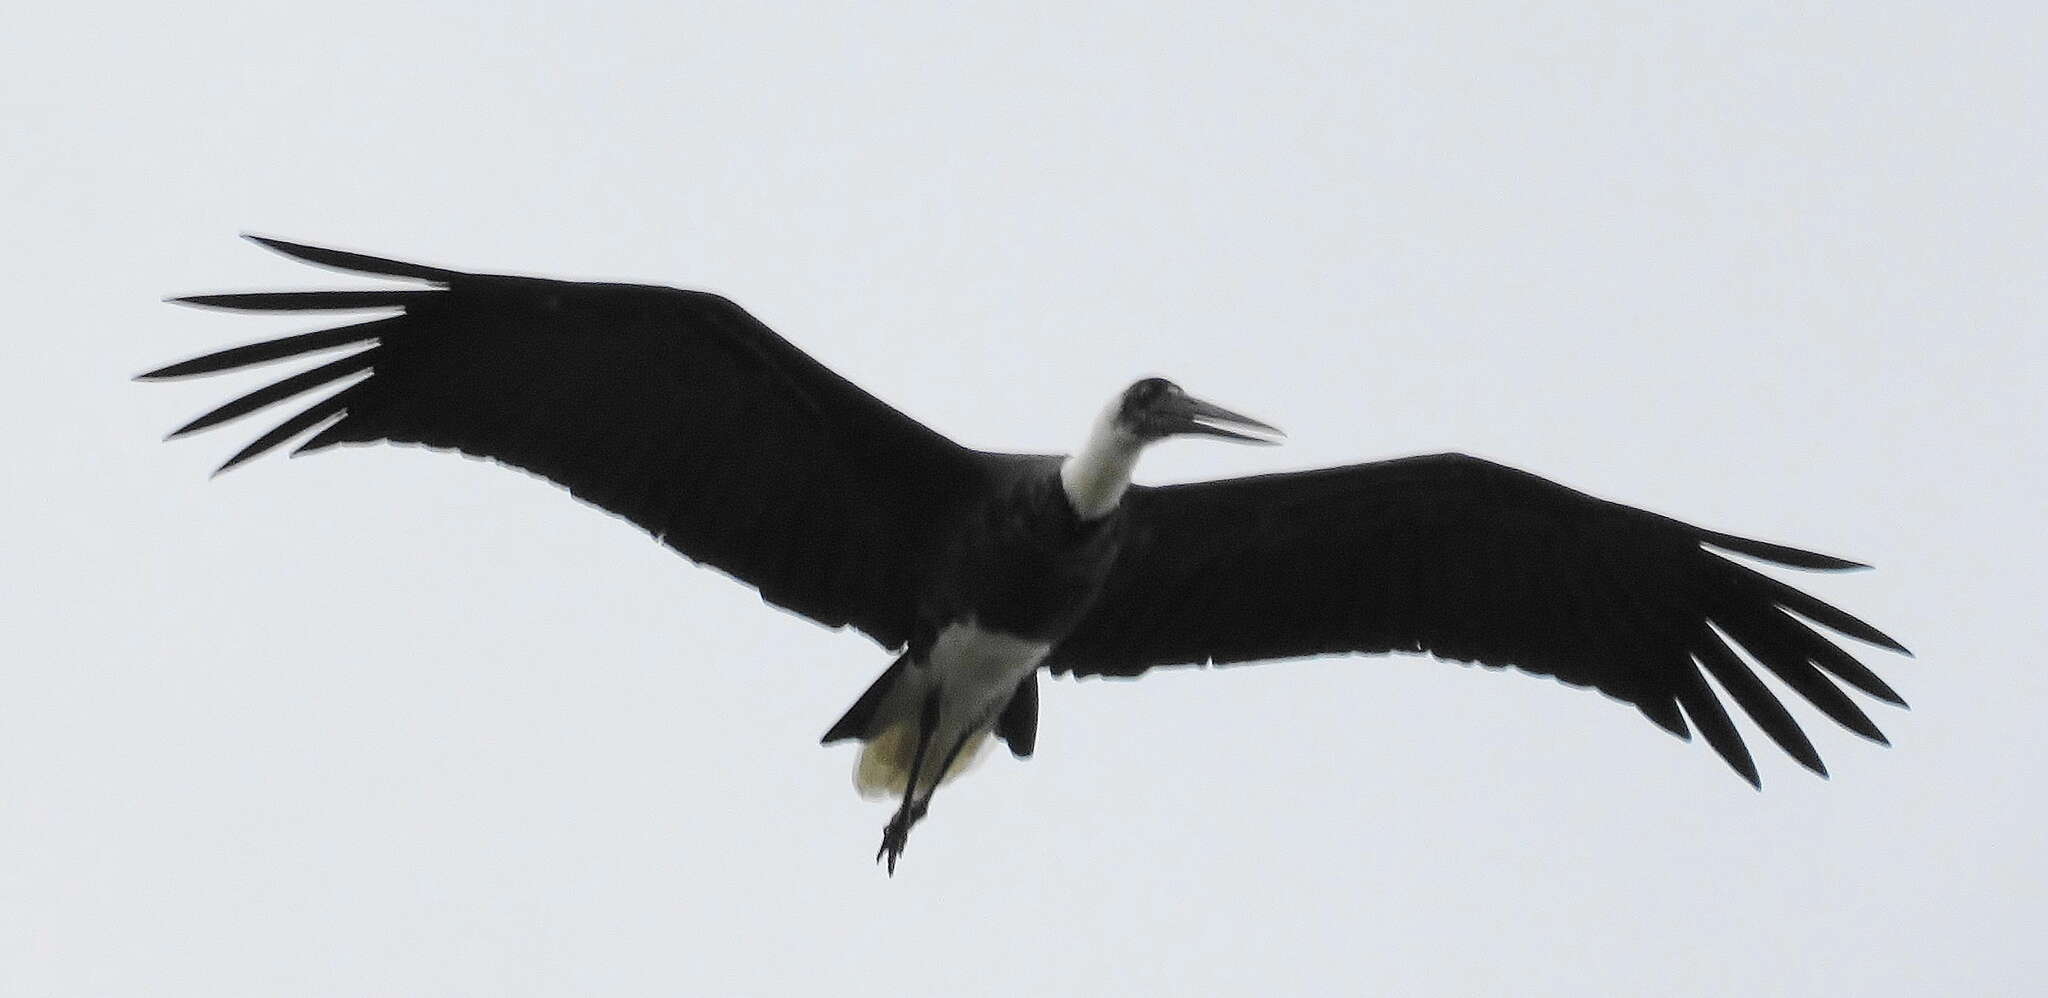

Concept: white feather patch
[[854, 720, 991, 800], [1059, 400, 1142, 520]]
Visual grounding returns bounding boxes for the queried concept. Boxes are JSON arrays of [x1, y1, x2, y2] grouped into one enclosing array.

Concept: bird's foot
[[874, 799, 930, 876]]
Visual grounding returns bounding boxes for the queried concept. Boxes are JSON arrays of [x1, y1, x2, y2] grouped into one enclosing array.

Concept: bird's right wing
[[143, 236, 992, 650], [1045, 453, 1910, 785]]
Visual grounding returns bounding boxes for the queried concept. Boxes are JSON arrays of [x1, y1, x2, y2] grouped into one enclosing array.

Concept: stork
[[144, 237, 1911, 873]]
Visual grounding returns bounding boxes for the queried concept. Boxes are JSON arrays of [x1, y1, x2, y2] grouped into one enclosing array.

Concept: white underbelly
[[927, 620, 1052, 712]]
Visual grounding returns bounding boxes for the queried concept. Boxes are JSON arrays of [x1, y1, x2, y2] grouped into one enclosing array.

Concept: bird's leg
[[922, 727, 984, 814], [877, 690, 941, 875], [879, 725, 987, 867]]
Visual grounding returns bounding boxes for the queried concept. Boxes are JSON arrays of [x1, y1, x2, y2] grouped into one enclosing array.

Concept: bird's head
[[1115, 377, 1283, 446]]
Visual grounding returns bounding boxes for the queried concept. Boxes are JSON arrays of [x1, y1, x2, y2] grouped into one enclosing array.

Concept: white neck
[[1059, 401, 1143, 520]]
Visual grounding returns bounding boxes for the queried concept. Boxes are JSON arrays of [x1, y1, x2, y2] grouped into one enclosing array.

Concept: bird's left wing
[[1044, 453, 1910, 784], [143, 236, 991, 650]]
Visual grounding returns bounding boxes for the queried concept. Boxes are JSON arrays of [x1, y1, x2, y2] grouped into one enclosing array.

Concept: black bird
[[145, 236, 1911, 872]]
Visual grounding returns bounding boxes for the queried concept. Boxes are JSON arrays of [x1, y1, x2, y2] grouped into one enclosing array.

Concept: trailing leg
[[876, 690, 941, 874]]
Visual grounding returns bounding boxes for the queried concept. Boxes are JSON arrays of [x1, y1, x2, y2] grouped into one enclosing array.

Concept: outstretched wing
[[143, 236, 990, 649], [1045, 453, 1909, 785]]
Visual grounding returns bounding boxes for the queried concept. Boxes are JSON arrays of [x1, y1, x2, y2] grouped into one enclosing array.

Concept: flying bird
[[144, 236, 1911, 872]]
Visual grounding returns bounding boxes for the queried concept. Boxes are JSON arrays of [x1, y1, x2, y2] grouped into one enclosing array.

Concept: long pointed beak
[[1170, 395, 1285, 445]]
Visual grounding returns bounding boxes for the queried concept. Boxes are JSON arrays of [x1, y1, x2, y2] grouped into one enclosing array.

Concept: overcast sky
[[5, 3, 2044, 995]]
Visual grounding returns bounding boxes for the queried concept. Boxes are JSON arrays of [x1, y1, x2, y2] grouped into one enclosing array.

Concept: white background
[[5, 3, 2043, 995]]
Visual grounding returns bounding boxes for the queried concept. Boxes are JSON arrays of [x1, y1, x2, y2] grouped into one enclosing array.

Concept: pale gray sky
[[5, 3, 2044, 995]]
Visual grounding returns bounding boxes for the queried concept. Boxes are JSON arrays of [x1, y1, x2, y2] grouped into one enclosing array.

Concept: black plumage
[[150, 237, 986, 651], [145, 236, 1909, 864], [1044, 457, 1907, 785]]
